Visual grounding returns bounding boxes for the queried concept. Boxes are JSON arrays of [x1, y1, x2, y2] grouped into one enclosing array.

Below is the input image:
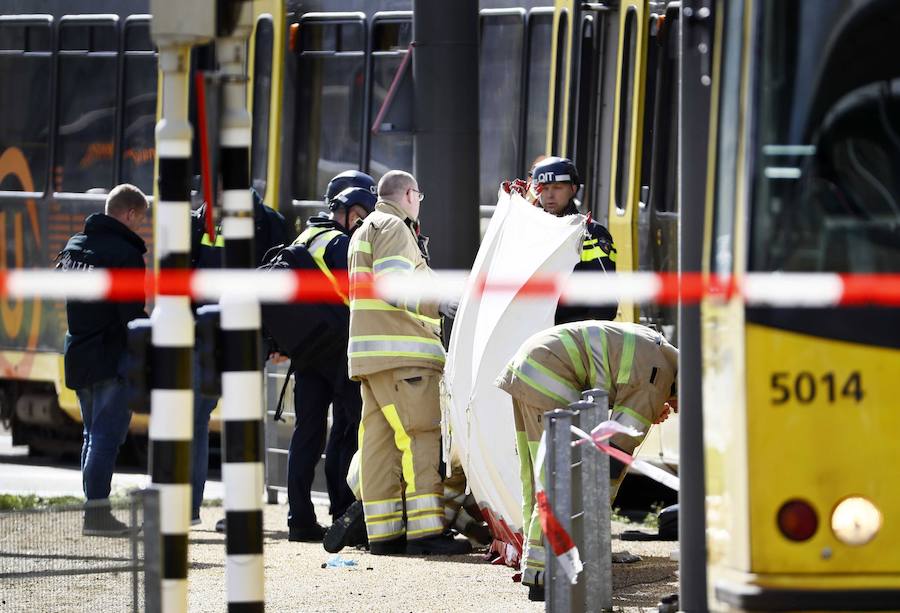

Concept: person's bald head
[[377, 170, 421, 220]]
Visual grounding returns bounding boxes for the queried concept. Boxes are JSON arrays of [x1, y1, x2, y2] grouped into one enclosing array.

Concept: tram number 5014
[[770, 371, 864, 405]]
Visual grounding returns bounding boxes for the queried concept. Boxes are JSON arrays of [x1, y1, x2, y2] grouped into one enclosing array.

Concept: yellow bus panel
[[746, 323, 900, 574]]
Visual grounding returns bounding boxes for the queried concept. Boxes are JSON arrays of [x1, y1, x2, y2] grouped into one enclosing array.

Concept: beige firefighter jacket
[[496, 321, 678, 453], [347, 199, 444, 379]]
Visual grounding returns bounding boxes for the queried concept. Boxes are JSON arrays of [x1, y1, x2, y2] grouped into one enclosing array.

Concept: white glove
[[439, 299, 459, 319]]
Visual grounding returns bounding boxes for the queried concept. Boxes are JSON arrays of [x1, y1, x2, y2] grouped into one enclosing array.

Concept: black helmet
[[530, 156, 581, 187], [329, 186, 377, 214], [325, 170, 376, 202]]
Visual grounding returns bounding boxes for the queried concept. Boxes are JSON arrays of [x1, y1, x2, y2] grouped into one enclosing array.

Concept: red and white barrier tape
[[572, 422, 680, 491], [533, 432, 583, 585], [533, 420, 680, 585], [3, 269, 900, 306]]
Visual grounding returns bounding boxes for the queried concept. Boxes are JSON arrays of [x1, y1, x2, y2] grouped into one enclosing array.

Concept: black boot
[[369, 536, 407, 556], [323, 500, 366, 553], [527, 585, 545, 602], [83, 504, 132, 538], [406, 533, 473, 556], [289, 522, 326, 542]]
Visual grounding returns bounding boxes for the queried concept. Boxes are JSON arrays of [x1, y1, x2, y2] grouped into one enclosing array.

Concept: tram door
[[702, 1, 900, 609]]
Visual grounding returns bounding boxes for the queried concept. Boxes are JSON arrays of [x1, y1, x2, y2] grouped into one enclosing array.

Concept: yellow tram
[[702, 0, 900, 608]]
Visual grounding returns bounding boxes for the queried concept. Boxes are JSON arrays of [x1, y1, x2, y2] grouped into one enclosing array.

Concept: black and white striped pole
[[150, 2, 216, 610], [149, 35, 198, 613], [217, 3, 265, 610]]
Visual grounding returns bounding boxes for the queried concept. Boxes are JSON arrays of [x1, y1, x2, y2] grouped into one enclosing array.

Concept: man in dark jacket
[[59, 184, 149, 536], [286, 179, 376, 542], [189, 185, 289, 526], [529, 156, 618, 323]]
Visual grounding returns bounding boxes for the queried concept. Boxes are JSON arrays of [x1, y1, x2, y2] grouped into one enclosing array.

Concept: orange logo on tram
[[0, 146, 43, 376]]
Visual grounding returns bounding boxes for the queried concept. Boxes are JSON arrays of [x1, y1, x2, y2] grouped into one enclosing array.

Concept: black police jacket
[[190, 189, 290, 270], [555, 202, 618, 324], [59, 214, 148, 390]]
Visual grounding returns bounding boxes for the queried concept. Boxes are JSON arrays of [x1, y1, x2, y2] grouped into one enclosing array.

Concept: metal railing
[[545, 389, 613, 612], [0, 488, 160, 613]]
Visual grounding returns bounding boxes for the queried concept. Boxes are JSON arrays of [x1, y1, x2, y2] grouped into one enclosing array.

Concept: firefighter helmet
[[530, 156, 581, 187], [329, 186, 377, 214], [325, 170, 376, 202]]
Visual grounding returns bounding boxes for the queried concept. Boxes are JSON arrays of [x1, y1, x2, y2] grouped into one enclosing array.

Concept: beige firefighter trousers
[[512, 398, 549, 586], [513, 396, 635, 587], [357, 367, 444, 542]]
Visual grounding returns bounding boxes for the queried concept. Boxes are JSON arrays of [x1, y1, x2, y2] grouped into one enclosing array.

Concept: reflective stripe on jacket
[[294, 225, 348, 305], [348, 200, 444, 378], [496, 321, 677, 453]]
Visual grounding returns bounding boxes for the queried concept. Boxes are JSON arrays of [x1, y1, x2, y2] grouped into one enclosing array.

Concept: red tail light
[[777, 499, 818, 541]]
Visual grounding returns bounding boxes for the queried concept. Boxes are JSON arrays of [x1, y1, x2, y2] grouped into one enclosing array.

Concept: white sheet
[[443, 190, 584, 539]]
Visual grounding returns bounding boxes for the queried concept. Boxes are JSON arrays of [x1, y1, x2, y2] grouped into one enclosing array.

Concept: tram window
[[551, 11, 568, 153], [710, 1, 743, 277], [292, 19, 365, 200], [750, 1, 900, 274], [572, 15, 596, 193], [369, 21, 413, 181], [120, 21, 156, 195], [646, 12, 679, 286], [56, 21, 118, 193], [372, 21, 412, 52], [251, 16, 274, 195], [524, 12, 553, 173], [613, 8, 637, 215], [479, 12, 524, 205], [0, 21, 52, 192], [650, 33, 678, 215], [299, 21, 364, 54]]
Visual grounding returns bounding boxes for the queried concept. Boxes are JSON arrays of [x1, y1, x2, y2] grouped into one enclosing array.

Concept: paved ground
[[0, 432, 678, 611], [185, 504, 677, 612]]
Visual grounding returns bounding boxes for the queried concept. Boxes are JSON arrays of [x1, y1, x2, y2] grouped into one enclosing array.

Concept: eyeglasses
[[407, 188, 425, 202]]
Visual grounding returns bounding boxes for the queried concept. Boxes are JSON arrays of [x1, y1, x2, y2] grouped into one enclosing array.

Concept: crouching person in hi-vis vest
[[496, 321, 678, 601], [347, 170, 471, 556]]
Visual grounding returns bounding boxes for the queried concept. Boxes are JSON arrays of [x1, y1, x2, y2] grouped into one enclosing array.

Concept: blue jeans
[[77, 378, 131, 500]]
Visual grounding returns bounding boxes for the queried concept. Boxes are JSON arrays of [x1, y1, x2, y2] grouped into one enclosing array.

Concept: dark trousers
[[287, 363, 361, 528]]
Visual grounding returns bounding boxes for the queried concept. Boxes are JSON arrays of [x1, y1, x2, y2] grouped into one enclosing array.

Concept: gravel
[[0, 500, 677, 611], [184, 504, 678, 612]]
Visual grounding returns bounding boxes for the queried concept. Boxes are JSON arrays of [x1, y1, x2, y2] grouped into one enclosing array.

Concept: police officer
[[286, 180, 376, 542], [496, 321, 678, 601], [58, 184, 149, 536], [529, 156, 618, 323], [347, 170, 470, 556], [189, 185, 289, 527]]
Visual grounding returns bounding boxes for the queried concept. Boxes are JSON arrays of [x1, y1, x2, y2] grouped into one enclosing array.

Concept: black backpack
[[259, 243, 349, 420]]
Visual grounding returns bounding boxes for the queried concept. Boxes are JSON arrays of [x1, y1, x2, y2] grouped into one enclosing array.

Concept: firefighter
[[325, 454, 491, 553], [346, 170, 470, 556], [495, 321, 678, 601], [286, 183, 375, 542]]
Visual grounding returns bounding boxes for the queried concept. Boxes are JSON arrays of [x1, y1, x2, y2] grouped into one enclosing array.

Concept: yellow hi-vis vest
[[293, 226, 348, 305]]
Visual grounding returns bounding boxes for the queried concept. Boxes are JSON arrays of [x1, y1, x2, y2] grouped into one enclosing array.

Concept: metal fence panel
[[0, 489, 159, 612]]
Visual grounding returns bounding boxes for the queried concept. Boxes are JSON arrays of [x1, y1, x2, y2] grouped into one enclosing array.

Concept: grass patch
[[611, 502, 664, 529], [0, 494, 84, 511]]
